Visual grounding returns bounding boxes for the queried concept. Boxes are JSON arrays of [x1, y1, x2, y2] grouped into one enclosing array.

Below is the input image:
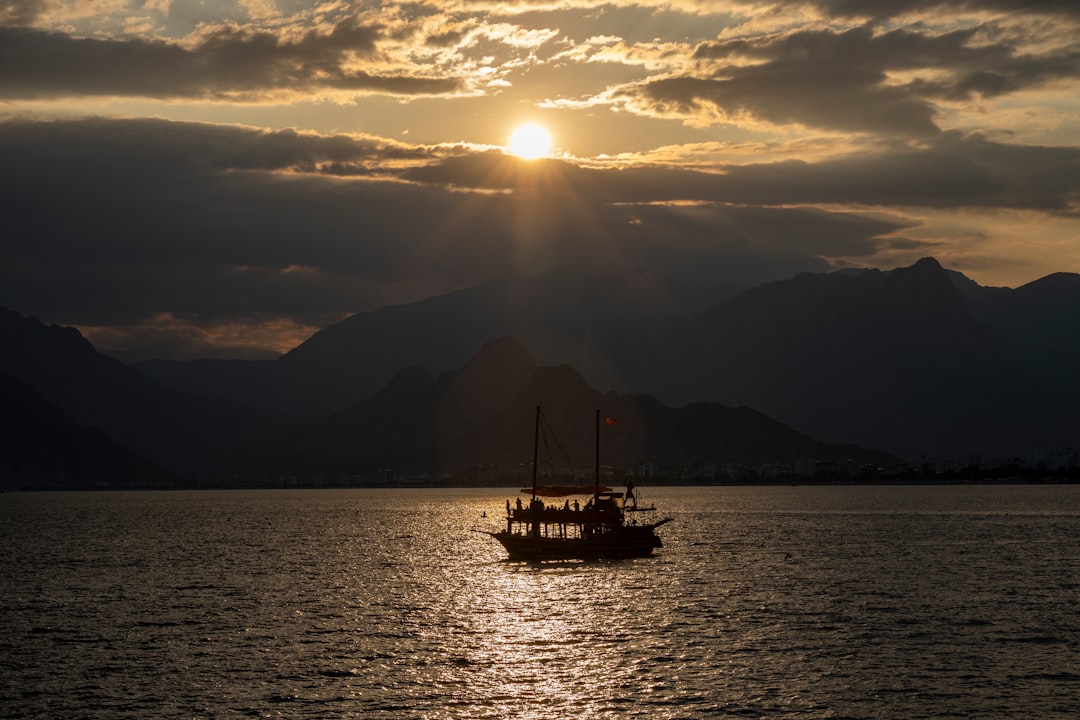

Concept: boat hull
[[490, 523, 666, 561]]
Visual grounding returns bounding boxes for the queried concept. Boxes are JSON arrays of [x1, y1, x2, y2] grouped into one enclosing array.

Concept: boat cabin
[[505, 488, 629, 540]]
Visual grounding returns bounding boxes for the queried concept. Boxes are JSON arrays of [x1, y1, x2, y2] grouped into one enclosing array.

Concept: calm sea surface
[[1, 485, 1078, 719]]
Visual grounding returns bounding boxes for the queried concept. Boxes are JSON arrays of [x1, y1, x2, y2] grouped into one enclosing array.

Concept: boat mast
[[531, 405, 541, 501], [594, 408, 600, 493]]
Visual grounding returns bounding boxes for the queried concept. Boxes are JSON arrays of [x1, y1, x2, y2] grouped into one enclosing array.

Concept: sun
[[507, 123, 552, 160]]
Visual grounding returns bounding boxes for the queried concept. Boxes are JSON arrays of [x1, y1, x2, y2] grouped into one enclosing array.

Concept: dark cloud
[[425, 29, 465, 47], [0, 117, 912, 343], [1, 116, 1075, 358], [638, 69, 940, 136], [625, 22, 1080, 135], [0, 118, 491, 321], [809, 0, 1080, 19], [1, 2, 1075, 360], [0, 0, 37, 26], [0, 19, 461, 99], [403, 133, 1080, 212]]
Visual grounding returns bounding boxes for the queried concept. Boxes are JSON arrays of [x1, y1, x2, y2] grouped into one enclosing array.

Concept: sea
[[1, 485, 1078, 719]]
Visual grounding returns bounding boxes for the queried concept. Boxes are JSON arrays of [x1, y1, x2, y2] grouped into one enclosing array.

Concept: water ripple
[[1, 486, 1079, 718]]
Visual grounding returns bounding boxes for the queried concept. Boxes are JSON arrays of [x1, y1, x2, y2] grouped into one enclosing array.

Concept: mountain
[[23, 257, 1080, 466], [147, 257, 1080, 460], [684, 257, 1066, 458], [135, 269, 738, 417], [0, 307, 308, 475], [0, 373, 175, 489], [244, 337, 897, 478], [130, 356, 281, 415], [956, 271, 1080, 391], [8, 306, 876, 482]]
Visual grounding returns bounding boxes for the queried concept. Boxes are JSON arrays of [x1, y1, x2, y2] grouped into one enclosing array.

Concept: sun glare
[[507, 123, 552, 160]]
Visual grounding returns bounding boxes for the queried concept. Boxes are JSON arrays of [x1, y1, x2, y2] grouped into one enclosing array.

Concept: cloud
[[402, 131, 1080, 213], [1, 0, 1077, 359], [0, 107, 1074, 359], [0, 116, 918, 347], [0, 19, 462, 100], [608, 21, 1080, 135], [0, 0, 40, 26], [80, 312, 304, 362], [806, 0, 1080, 20]]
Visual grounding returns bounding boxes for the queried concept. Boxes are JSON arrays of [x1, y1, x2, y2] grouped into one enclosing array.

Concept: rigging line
[[541, 408, 577, 478]]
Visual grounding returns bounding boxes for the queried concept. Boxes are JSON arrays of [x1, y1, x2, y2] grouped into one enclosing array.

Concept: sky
[[1, 0, 1079, 361]]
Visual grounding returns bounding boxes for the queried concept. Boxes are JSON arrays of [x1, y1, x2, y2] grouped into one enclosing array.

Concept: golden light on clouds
[[507, 123, 553, 160], [4, 0, 1080, 362]]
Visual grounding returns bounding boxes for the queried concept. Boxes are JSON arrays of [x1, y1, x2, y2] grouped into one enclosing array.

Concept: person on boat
[[506, 499, 511, 515], [573, 500, 580, 512], [516, 497, 522, 511]]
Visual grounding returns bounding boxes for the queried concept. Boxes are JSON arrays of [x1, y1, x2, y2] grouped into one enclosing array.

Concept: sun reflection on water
[[333, 489, 698, 717], [418, 515, 686, 718]]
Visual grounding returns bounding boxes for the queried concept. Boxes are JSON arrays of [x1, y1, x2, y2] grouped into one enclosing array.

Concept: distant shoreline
[[4, 476, 1078, 492]]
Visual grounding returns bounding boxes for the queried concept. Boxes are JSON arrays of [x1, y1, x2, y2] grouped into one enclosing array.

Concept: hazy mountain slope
[[271, 278, 512, 415], [692, 258, 1063, 458], [133, 357, 280, 413], [0, 373, 175, 489], [267, 268, 722, 415], [959, 272, 1080, 396], [246, 337, 542, 476], [246, 337, 897, 478], [0, 307, 306, 474], [133, 272, 740, 417]]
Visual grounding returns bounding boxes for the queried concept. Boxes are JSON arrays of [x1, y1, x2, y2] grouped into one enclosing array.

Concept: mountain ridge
[[183, 255, 1077, 460], [0, 308, 309, 475], [244, 337, 898, 479], [7, 256, 1079, 474]]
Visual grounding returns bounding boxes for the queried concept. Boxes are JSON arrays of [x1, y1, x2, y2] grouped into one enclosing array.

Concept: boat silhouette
[[483, 406, 671, 560]]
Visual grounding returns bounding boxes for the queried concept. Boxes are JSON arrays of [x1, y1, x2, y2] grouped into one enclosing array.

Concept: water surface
[[2, 485, 1078, 718]]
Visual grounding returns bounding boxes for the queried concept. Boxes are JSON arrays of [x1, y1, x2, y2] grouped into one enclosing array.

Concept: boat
[[482, 406, 672, 561]]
